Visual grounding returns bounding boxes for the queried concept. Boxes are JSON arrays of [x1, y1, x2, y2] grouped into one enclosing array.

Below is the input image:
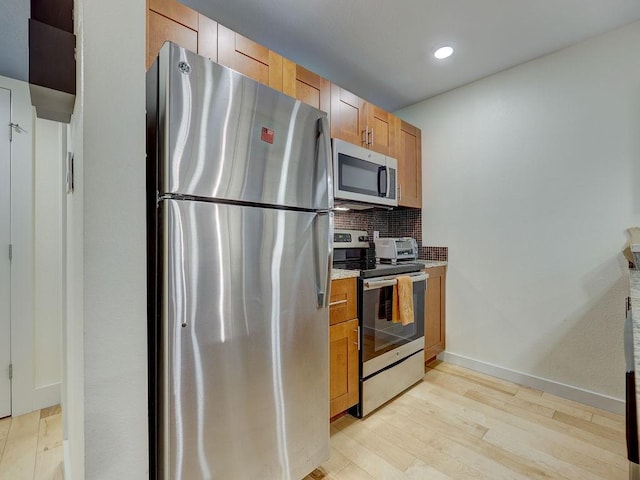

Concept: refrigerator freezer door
[[159, 199, 330, 480], [157, 43, 331, 211]]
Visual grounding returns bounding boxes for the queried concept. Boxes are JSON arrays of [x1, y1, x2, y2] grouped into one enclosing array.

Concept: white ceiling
[[182, 0, 640, 111]]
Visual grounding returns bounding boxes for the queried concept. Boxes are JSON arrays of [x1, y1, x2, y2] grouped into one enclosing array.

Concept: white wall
[[33, 117, 65, 409], [65, 0, 148, 478], [63, 0, 84, 469], [397, 21, 640, 408]]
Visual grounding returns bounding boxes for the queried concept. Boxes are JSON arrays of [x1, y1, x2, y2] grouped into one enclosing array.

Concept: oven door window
[[361, 279, 425, 363], [338, 153, 383, 197]]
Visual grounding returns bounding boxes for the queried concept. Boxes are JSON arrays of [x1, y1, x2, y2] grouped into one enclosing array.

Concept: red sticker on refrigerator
[[261, 127, 274, 144]]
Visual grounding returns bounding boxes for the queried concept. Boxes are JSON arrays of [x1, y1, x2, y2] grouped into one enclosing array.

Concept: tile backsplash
[[334, 207, 448, 261]]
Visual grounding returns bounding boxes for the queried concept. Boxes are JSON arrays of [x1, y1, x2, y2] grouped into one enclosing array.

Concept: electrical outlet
[[373, 231, 379, 240]]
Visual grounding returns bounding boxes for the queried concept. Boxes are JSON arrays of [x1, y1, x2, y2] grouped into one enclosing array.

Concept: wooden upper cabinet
[[330, 84, 399, 155], [282, 60, 330, 114], [197, 14, 217, 62], [217, 24, 284, 91], [397, 120, 422, 208], [365, 104, 396, 156], [330, 84, 367, 147], [147, 0, 198, 69]]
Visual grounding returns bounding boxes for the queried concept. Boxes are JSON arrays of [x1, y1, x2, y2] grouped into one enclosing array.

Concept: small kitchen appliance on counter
[[374, 237, 418, 264], [334, 230, 427, 416]]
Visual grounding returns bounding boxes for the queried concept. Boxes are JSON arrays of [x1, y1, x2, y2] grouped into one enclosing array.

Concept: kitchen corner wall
[[66, 0, 148, 478], [397, 20, 640, 406], [334, 208, 448, 261]]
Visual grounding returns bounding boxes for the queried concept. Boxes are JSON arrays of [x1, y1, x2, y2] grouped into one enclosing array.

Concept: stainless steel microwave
[[332, 138, 398, 208]]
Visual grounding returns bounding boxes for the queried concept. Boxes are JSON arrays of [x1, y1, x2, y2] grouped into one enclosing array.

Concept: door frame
[[1, 76, 35, 417], [0, 87, 11, 417]]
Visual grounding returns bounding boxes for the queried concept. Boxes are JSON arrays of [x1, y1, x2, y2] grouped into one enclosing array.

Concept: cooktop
[[334, 261, 423, 279]]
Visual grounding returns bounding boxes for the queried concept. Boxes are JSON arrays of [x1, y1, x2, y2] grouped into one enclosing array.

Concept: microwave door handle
[[378, 166, 387, 197]]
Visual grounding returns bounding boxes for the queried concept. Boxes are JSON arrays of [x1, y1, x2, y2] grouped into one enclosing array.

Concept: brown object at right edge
[[623, 227, 640, 266]]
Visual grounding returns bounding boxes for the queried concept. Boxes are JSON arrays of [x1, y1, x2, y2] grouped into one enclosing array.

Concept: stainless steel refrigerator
[[146, 42, 333, 480]]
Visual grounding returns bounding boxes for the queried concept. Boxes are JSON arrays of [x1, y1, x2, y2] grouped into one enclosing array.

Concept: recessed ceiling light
[[434, 46, 454, 60]]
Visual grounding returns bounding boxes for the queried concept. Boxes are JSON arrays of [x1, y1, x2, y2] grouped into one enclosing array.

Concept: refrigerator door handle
[[318, 116, 334, 210], [314, 211, 334, 308]]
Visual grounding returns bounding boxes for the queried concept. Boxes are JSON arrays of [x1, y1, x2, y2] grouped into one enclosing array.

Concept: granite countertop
[[331, 268, 360, 280], [331, 261, 447, 280], [415, 260, 448, 269]]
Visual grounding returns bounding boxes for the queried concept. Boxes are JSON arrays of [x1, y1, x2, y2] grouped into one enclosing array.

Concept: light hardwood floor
[[0, 405, 63, 480], [0, 363, 628, 480], [306, 361, 628, 480]]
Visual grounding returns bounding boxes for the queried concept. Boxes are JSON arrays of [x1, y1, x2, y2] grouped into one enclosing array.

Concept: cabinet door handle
[[354, 326, 360, 350], [370, 127, 374, 146], [362, 127, 368, 145], [329, 299, 348, 307]]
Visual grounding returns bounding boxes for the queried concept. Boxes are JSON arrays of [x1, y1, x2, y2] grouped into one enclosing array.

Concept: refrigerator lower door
[[159, 199, 330, 480]]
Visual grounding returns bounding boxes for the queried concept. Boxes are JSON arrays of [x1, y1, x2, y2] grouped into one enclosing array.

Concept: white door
[[0, 88, 11, 418]]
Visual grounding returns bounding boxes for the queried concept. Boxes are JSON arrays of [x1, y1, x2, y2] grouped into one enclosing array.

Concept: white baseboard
[[33, 382, 61, 410], [63, 439, 71, 480], [438, 351, 625, 415]]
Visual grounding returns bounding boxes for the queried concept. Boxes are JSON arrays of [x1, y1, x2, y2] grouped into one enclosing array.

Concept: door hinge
[[8, 244, 11, 261], [8, 364, 12, 380]]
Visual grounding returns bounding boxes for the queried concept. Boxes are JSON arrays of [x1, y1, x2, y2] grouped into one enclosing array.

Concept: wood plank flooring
[[305, 361, 628, 480], [0, 362, 628, 480], [0, 405, 63, 480]]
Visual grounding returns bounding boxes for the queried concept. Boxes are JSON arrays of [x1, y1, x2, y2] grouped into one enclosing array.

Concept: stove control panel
[[334, 229, 370, 249]]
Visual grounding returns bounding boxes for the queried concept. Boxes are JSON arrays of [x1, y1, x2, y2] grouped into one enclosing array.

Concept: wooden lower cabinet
[[329, 318, 359, 417], [329, 277, 359, 418], [424, 265, 447, 362]]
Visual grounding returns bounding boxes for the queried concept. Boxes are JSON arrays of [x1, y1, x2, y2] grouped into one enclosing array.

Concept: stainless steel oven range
[[333, 229, 427, 417]]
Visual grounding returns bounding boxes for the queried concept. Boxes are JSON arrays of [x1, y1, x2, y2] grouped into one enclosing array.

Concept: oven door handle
[[363, 273, 428, 291]]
